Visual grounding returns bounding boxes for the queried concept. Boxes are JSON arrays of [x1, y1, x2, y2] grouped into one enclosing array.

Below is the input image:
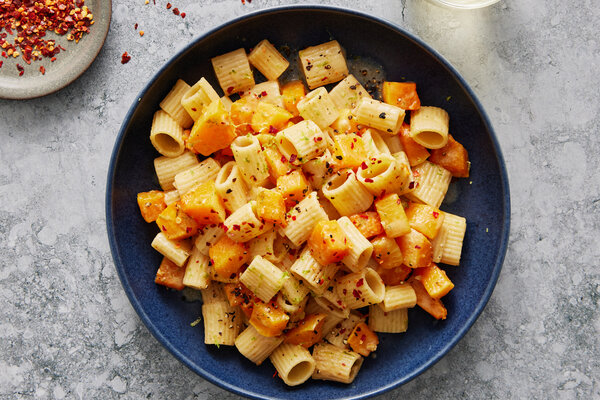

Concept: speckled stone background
[[1, 0, 598, 399]]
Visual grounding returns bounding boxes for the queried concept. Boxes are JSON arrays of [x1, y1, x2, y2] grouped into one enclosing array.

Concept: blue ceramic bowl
[[106, 6, 510, 400]]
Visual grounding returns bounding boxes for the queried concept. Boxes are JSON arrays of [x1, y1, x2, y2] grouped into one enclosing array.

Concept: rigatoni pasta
[[150, 110, 186, 157]]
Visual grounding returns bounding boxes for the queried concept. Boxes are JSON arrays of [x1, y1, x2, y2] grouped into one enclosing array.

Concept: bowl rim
[[105, 5, 510, 400]]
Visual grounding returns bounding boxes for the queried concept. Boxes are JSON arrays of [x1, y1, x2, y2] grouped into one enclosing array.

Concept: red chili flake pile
[[0, 0, 94, 72], [121, 51, 131, 64]]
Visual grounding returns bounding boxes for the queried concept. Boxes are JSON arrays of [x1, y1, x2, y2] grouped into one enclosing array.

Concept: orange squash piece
[[307, 220, 350, 265], [409, 277, 447, 320], [405, 202, 445, 239], [251, 101, 293, 134], [332, 133, 367, 170], [209, 236, 250, 281], [429, 134, 470, 178], [347, 322, 379, 356], [371, 235, 404, 269], [276, 170, 311, 207], [256, 189, 286, 226], [284, 313, 327, 347], [187, 100, 237, 156], [348, 211, 384, 239], [230, 96, 259, 135], [155, 257, 186, 290], [396, 228, 433, 269], [382, 81, 421, 110], [281, 80, 306, 116], [413, 264, 454, 299], [224, 282, 256, 318], [180, 180, 226, 224], [155, 202, 199, 240], [330, 108, 360, 134], [375, 264, 412, 286], [263, 146, 292, 185], [137, 190, 167, 223], [398, 123, 430, 166], [249, 300, 290, 337]]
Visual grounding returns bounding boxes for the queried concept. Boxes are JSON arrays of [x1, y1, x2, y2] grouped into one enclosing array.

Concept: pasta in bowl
[[106, 5, 509, 399]]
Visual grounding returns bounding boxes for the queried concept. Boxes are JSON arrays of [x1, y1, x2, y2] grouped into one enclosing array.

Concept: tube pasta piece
[[361, 128, 391, 157], [224, 201, 270, 243], [200, 282, 227, 304], [214, 161, 249, 213], [296, 87, 339, 129], [352, 97, 405, 135], [202, 301, 240, 346], [431, 212, 467, 266], [337, 216, 373, 272], [235, 324, 284, 365], [374, 193, 411, 238], [181, 77, 221, 121], [356, 153, 412, 196], [231, 135, 270, 186], [405, 161, 452, 209], [240, 256, 288, 302], [159, 79, 194, 128], [280, 272, 311, 305], [302, 150, 335, 190], [321, 169, 373, 216], [317, 190, 341, 221], [270, 343, 316, 386], [151, 232, 191, 267], [409, 106, 449, 149], [328, 74, 371, 110], [173, 157, 221, 195], [368, 305, 408, 333], [281, 192, 328, 247], [248, 230, 277, 260], [247, 39, 290, 81], [290, 248, 338, 296], [163, 189, 180, 206], [325, 312, 365, 349], [381, 132, 405, 154], [381, 283, 417, 311], [183, 247, 212, 290], [194, 224, 225, 256], [299, 40, 349, 89], [242, 80, 284, 108], [313, 294, 350, 319], [275, 120, 327, 165], [336, 267, 385, 309], [312, 342, 363, 384], [150, 110, 186, 157], [211, 48, 255, 95]]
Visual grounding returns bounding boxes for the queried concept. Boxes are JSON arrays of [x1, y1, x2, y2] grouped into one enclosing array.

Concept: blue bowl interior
[[106, 6, 509, 400]]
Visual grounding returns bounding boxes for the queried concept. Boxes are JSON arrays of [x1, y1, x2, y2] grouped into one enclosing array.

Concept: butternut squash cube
[[284, 313, 327, 348], [396, 228, 433, 269], [249, 300, 290, 337], [187, 100, 237, 156], [262, 146, 292, 185], [209, 236, 250, 281], [348, 211, 384, 239], [374, 193, 411, 238], [413, 263, 454, 299], [137, 190, 167, 223], [429, 134, 470, 178], [307, 220, 350, 265], [332, 133, 367, 170], [330, 108, 360, 134], [155, 202, 199, 240], [180, 180, 226, 224], [276, 169, 311, 207], [230, 96, 259, 135], [405, 202, 445, 239], [409, 277, 447, 320], [375, 264, 412, 286], [398, 123, 430, 166], [347, 322, 379, 357], [371, 235, 404, 269], [382, 81, 421, 111], [224, 282, 256, 318], [281, 80, 306, 116], [155, 257, 186, 290], [251, 101, 293, 134], [256, 189, 286, 226]]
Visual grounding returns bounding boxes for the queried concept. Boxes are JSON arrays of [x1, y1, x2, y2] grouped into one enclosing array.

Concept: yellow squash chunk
[[230, 96, 259, 135], [187, 100, 237, 156], [347, 322, 379, 357], [382, 81, 421, 111], [256, 189, 287, 226], [276, 170, 311, 207], [413, 263, 454, 299], [263, 146, 292, 185], [180, 180, 226, 224], [374, 193, 411, 238], [251, 101, 293, 134], [137, 190, 167, 223], [249, 300, 290, 337], [332, 133, 367, 170], [371, 235, 404, 269], [307, 220, 350, 265], [155, 202, 199, 240], [330, 108, 360, 134], [281, 80, 306, 116], [396, 228, 433, 269], [209, 236, 250, 281], [155, 257, 186, 290], [284, 313, 327, 348], [429, 134, 470, 178], [405, 202, 445, 239], [409, 277, 447, 320], [348, 211, 384, 239], [399, 123, 430, 166], [375, 264, 412, 286]]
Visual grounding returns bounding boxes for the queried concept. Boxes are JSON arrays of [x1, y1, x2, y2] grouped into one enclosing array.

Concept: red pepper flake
[[280, 155, 287, 163], [291, 215, 297, 221], [16, 63, 24, 76], [39, 66, 45, 75], [166, 3, 172, 9], [0, 61, 3, 69], [181, 12, 186, 18], [134, 23, 138, 30], [289, 154, 297, 163], [260, 90, 268, 97], [433, 211, 440, 218], [356, 278, 364, 287], [227, 86, 234, 94], [232, 224, 241, 231], [408, 181, 415, 190], [364, 178, 374, 183], [360, 162, 368, 170], [352, 289, 361, 299], [415, 245, 421, 249], [51, 57, 57, 63], [121, 52, 131, 64], [173, 7, 180, 15], [269, 125, 279, 134], [360, 334, 367, 342], [321, 76, 327, 81]]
